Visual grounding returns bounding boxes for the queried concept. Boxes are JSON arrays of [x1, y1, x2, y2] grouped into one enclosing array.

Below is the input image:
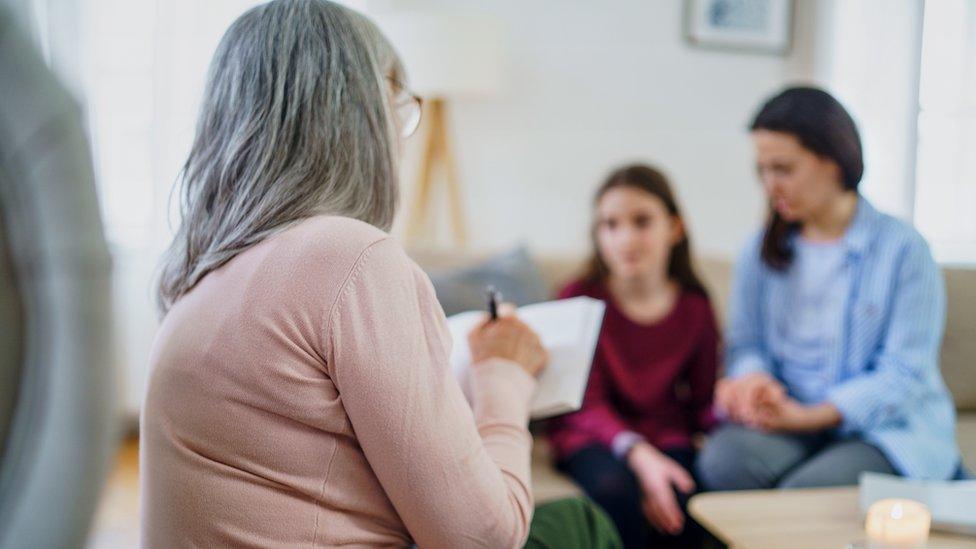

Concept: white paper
[[447, 296, 606, 420]]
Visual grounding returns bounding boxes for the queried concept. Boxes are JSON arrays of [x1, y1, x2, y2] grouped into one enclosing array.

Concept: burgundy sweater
[[547, 279, 719, 461]]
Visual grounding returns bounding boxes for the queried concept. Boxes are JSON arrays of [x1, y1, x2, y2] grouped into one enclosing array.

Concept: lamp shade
[[372, 12, 506, 98]]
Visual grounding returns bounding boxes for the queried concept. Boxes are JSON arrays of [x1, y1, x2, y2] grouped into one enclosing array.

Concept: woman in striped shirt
[[697, 87, 962, 490]]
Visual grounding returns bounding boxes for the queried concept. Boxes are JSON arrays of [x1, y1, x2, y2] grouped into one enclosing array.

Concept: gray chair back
[[0, 6, 116, 548]]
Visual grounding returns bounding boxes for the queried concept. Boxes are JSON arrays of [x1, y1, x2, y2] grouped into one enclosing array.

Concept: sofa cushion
[[942, 269, 976, 411], [696, 256, 734, 326], [958, 412, 976, 471], [423, 246, 549, 317]]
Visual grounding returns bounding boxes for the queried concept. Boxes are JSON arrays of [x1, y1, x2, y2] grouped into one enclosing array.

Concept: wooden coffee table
[[688, 487, 975, 548]]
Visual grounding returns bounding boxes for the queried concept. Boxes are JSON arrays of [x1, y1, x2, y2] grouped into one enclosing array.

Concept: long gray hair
[[157, 0, 403, 313]]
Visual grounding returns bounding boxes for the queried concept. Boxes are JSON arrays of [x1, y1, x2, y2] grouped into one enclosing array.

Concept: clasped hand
[[715, 373, 841, 433]]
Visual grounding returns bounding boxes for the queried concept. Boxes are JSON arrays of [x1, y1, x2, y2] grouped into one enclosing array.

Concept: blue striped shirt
[[775, 238, 848, 404], [727, 196, 960, 480]]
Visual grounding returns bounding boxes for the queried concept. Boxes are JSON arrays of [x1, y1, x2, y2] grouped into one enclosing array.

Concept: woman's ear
[[821, 156, 845, 190], [670, 216, 686, 246], [833, 161, 846, 189]]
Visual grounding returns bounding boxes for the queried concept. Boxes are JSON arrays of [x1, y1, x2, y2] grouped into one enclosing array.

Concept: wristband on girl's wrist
[[612, 430, 645, 460]]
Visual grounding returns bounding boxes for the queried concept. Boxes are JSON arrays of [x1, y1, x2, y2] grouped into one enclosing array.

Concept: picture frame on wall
[[684, 0, 794, 55]]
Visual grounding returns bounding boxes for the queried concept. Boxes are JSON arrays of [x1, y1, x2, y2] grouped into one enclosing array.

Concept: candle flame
[[890, 503, 904, 520]]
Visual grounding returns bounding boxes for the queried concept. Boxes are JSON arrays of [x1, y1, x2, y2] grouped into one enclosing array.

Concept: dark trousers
[[559, 445, 706, 549]]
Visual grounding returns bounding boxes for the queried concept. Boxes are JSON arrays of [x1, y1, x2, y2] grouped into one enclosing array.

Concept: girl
[[549, 164, 719, 549]]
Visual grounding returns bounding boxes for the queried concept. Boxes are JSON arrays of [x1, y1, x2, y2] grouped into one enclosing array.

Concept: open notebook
[[446, 296, 606, 420]]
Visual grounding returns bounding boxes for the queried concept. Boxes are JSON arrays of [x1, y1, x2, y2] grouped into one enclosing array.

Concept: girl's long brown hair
[[582, 164, 709, 299]]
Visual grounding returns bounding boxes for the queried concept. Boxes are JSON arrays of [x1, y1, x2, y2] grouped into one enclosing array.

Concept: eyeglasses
[[389, 77, 423, 138]]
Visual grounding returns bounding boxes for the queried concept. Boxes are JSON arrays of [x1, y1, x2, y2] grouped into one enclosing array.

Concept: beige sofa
[[410, 250, 976, 501]]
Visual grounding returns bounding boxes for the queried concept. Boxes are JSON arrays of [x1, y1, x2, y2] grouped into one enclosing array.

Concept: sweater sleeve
[[327, 238, 538, 549]]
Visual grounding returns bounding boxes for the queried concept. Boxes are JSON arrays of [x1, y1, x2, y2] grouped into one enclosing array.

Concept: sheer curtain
[[813, 0, 925, 221], [816, 0, 976, 264], [81, 0, 268, 415], [914, 0, 976, 264]]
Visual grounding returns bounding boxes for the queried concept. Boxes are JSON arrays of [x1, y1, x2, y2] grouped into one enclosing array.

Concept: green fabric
[[524, 497, 622, 549]]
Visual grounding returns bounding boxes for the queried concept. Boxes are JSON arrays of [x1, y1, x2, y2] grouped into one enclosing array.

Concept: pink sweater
[[140, 216, 538, 548]]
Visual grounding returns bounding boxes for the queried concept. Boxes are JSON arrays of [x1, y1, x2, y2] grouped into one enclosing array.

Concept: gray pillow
[[427, 246, 548, 317]]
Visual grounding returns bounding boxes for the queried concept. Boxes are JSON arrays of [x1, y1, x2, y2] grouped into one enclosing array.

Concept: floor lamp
[[406, 97, 467, 245], [373, 12, 505, 248]]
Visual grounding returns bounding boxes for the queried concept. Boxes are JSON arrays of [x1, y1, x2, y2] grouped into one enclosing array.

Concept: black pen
[[486, 286, 500, 321]]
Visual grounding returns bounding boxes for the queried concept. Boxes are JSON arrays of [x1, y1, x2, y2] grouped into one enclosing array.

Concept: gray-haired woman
[[140, 1, 618, 547]]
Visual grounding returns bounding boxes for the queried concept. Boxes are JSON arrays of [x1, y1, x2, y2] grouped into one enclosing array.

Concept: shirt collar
[[841, 194, 878, 256]]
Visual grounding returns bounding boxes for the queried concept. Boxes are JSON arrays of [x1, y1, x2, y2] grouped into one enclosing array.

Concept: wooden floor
[[88, 437, 140, 549]]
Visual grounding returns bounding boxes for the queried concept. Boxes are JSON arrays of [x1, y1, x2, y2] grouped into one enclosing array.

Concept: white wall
[[382, 0, 825, 259]]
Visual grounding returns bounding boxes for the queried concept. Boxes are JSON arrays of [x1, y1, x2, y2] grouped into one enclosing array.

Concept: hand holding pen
[[466, 286, 548, 377]]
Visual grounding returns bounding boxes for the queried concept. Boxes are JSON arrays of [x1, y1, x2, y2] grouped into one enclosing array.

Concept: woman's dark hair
[[582, 164, 709, 299], [750, 86, 863, 270]]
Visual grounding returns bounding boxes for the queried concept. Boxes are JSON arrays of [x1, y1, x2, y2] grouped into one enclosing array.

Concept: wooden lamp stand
[[405, 98, 468, 246]]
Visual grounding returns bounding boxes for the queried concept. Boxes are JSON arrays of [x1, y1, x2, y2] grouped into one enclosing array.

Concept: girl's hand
[[626, 442, 695, 535]]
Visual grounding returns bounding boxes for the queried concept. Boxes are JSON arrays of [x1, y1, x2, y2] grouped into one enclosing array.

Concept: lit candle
[[865, 498, 931, 548]]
